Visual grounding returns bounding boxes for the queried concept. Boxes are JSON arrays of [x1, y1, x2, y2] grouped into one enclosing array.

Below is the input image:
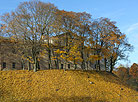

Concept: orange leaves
[[54, 49, 66, 54], [129, 63, 138, 78], [119, 35, 125, 40], [65, 44, 82, 63], [102, 48, 111, 58], [75, 57, 83, 62], [89, 55, 102, 61], [0, 24, 6, 30], [57, 10, 76, 19], [116, 67, 129, 81], [52, 49, 66, 60], [22, 55, 34, 63], [52, 56, 57, 60], [54, 49, 60, 54], [40, 50, 47, 57], [56, 10, 76, 22], [67, 56, 74, 61], [37, 58, 40, 61], [60, 55, 65, 59], [109, 36, 117, 41]]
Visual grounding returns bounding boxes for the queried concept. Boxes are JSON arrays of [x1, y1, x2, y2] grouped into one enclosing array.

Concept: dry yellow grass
[[0, 69, 137, 102]]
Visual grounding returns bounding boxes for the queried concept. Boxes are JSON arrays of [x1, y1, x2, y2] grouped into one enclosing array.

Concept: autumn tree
[[129, 63, 138, 79], [128, 63, 138, 90], [76, 12, 91, 70], [55, 10, 81, 69], [89, 18, 133, 72], [108, 33, 133, 73], [1, 0, 57, 72], [52, 49, 66, 69], [116, 66, 129, 81]]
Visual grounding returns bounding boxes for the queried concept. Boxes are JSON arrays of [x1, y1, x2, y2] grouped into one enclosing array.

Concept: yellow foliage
[[59, 55, 63, 58], [119, 35, 125, 40], [54, 49, 66, 54], [37, 58, 40, 61], [21, 56, 34, 63], [54, 49, 60, 54], [60, 51, 66, 54], [42, 44, 48, 47], [75, 57, 83, 62], [89, 55, 102, 60], [0, 70, 137, 102], [67, 56, 74, 61], [52, 57, 57, 60]]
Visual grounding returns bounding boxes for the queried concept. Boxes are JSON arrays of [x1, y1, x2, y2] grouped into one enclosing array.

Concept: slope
[[0, 70, 137, 102]]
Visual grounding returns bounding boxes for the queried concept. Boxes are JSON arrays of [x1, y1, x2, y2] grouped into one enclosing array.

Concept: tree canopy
[[0, 0, 133, 72]]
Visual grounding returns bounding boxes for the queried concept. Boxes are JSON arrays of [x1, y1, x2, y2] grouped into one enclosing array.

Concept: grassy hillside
[[0, 70, 137, 102]]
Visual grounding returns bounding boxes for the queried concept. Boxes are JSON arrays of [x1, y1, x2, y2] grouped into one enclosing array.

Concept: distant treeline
[[114, 63, 138, 91]]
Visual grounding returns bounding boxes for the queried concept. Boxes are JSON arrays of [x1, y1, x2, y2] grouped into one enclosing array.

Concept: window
[[3, 62, 6, 68], [12, 62, 16, 69], [61, 64, 63, 69], [68, 64, 70, 69]]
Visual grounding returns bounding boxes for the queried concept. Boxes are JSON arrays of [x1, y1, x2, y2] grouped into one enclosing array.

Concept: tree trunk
[[55, 59, 59, 69], [37, 60, 40, 70], [75, 64, 77, 70], [21, 59, 25, 70], [81, 50, 85, 70], [0, 43, 2, 71], [104, 58, 107, 71], [48, 49, 51, 69], [98, 60, 100, 71], [52, 49, 59, 69], [33, 56, 37, 72], [65, 32, 69, 70], [95, 62, 97, 70], [110, 57, 113, 73], [65, 61, 67, 70], [86, 61, 88, 70], [28, 61, 31, 71], [86, 52, 89, 70]]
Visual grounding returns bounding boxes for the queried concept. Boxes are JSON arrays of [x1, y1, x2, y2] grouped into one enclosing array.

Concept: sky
[[0, 0, 138, 66]]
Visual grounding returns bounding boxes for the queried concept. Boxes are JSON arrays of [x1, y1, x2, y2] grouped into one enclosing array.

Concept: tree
[[1, 0, 57, 72], [67, 44, 82, 69], [55, 10, 80, 69], [129, 63, 138, 79], [0, 1, 133, 72], [76, 12, 91, 70], [116, 67, 129, 81], [89, 18, 133, 72], [52, 49, 66, 69]]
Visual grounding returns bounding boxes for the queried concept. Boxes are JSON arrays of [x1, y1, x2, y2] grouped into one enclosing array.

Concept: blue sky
[[0, 0, 138, 66]]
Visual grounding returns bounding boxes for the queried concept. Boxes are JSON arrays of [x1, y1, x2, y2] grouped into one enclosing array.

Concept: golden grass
[[0, 69, 137, 102]]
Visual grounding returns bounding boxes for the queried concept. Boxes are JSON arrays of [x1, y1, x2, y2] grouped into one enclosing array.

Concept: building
[[0, 34, 82, 71]]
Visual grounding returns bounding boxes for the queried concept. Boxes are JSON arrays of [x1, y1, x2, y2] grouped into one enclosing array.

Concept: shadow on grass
[[71, 70, 138, 92], [26, 96, 107, 102]]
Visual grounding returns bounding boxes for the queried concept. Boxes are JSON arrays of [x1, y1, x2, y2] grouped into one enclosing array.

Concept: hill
[[0, 70, 137, 102]]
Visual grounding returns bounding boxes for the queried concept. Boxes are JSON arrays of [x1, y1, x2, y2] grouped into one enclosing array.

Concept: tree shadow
[[27, 95, 107, 102], [70, 70, 138, 92]]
